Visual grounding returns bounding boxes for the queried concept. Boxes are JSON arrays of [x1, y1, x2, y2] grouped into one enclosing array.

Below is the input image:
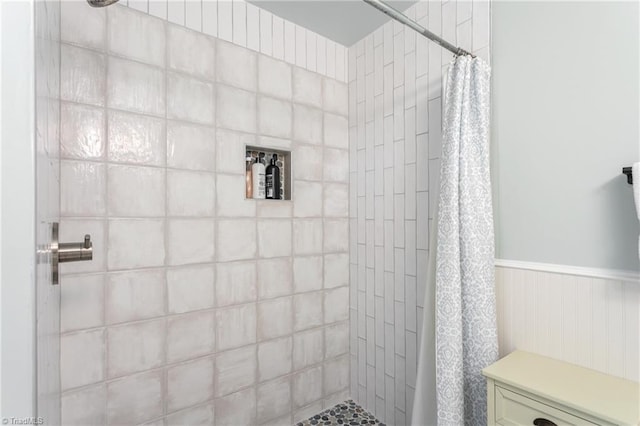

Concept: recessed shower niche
[[245, 146, 291, 200]]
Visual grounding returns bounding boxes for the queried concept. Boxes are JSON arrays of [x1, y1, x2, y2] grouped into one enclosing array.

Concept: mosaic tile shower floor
[[297, 400, 386, 426]]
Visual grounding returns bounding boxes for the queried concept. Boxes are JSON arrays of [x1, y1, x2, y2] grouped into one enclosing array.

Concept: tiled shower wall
[[58, 3, 350, 425], [347, 1, 490, 424], [120, 0, 348, 83]]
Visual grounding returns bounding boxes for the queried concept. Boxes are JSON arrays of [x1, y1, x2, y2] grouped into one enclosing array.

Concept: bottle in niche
[[245, 152, 253, 198], [265, 154, 281, 200], [252, 152, 266, 199]]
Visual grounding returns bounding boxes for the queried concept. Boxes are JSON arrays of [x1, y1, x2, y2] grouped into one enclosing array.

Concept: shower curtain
[[412, 55, 498, 426]]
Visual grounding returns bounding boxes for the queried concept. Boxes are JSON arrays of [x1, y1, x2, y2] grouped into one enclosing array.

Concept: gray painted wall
[[492, 1, 640, 272]]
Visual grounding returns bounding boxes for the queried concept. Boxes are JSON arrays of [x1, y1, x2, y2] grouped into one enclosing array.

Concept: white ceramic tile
[[293, 256, 323, 293], [325, 321, 349, 359], [61, 161, 106, 216], [167, 121, 216, 171], [258, 296, 292, 340], [61, 45, 105, 106], [293, 145, 323, 183], [306, 32, 317, 72], [258, 336, 292, 382], [108, 57, 165, 116], [167, 310, 215, 362], [216, 128, 255, 174], [60, 103, 105, 160], [216, 84, 257, 133], [202, 0, 217, 37], [214, 387, 256, 426], [324, 113, 349, 149], [61, 1, 106, 49], [323, 183, 348, 217], [214, 345, 256, 397], [61, 274, 104, 332], [108, 110, 165, 166], [324, 79, 348, 116], [216, 303, 257, 350], [107, 370, 163, 425], [167, 219, 215, 265], [168, 24, 215, 80], [108, 5, 165, 67], [106, 269, 165, 324], [217, 173, 256, 217], [260, 9, 273, 56], [316, 36, 326, 76], [61, 384, 106, 426], [324, 355, 349, 394], [167, 170, 215, 216], [325, 287, 349, 324], [246, 2, 260, 51], [167, 265, 215, 314], [216, 260, 257, 307], [61, 330, 104, 390], [257, 199, 293, 218], [293, 68, 322, 108], [293, 328, 324, 370], [258, 55, 292, 100], [327, 41, 336, 79], [108, 219, 165, 270], [167, 0, 185, 25], [257, 219, 292, 258], [257, 376, 291, 422], [295, 25, 306, 68], [293, 219, 323, 255], [108, 165, 165, 217], [292, 366, 322, 408], [324, 219, 349, 253], [293, 181, 322, 218], [167, 357, 214, 411], [324, 253, 349, 289], [293, 401, 323, 424], [148, 0, 168, 20], [294, 291, 323, 331], [232, 0, 247, 46], [168, 72, 215, 125], [185, 0, 202, 31], [107, 319, 164, 378], [217, 40, 257, 91], [217, 0, 232, 41], [166, 403, 214, 426], [216, 219, 257, 262], [257, 258, 293, 300], [272, 16, 285, 60], [284, 21, 295, 64], [323, 148, 349, 182], [292, 105, 323, 147], [472, 0, 490, 50], [258, 96, 292, 139]]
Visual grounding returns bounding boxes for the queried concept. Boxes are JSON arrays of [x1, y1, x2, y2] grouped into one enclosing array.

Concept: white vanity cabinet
[[482, 351, 639, 426]]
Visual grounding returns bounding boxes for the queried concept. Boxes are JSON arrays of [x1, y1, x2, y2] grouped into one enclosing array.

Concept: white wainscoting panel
[[496, 265, 639, 382]]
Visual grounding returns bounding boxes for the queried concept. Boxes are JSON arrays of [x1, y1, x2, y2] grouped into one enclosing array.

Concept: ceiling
[[246, 0, 417, 46]]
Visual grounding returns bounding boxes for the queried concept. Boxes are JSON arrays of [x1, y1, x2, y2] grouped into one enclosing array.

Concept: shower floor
[[297, 400, 385, 426]]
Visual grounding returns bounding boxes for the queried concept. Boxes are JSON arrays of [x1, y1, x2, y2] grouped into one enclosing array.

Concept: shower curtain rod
[[362, 0, 474, 57]]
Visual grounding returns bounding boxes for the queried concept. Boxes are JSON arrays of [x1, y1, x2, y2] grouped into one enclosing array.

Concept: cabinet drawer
[[495, 386, 598, 426]]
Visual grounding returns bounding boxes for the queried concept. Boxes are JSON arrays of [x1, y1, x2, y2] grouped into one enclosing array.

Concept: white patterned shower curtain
[[413, 55, 498, 426], [436, 54, 497, 425]]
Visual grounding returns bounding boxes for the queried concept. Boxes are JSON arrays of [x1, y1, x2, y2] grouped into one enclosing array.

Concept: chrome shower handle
[[51, 222, 93, 285]]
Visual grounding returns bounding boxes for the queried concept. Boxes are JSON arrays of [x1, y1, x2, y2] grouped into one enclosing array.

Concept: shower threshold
[[297, 400, 386, 426]]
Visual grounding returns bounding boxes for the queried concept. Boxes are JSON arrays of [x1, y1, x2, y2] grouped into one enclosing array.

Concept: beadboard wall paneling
[[496, 266, 640, 383]]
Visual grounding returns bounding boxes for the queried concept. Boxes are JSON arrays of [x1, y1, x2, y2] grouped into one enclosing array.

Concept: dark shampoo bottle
[[265, 154, 281, 199]]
